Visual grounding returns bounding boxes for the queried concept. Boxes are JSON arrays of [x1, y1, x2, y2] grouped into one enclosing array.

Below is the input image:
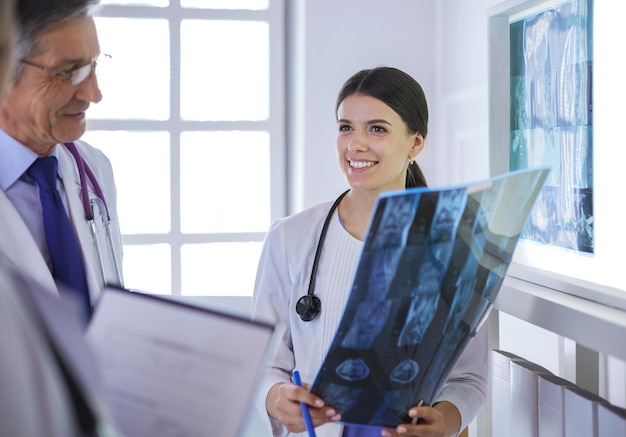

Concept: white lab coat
[[251, 200, 489, 437], [0, 140, 123, 304]]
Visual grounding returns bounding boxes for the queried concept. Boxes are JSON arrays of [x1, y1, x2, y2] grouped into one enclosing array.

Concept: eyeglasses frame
[[19, 54, 110, 86]]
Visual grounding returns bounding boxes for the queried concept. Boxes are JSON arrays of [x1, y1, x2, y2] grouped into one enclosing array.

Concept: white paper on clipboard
[[86, 287, 277, 437]]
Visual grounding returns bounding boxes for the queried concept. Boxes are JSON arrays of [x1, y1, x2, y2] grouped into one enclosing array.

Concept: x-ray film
[[310, 167, 550, 428]]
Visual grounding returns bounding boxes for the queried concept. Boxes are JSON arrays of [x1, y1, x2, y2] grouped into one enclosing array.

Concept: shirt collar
[[0, 129, 60, 191]]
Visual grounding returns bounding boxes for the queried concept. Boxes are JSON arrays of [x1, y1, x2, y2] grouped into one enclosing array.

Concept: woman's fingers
[[275, 383, 341, 431]]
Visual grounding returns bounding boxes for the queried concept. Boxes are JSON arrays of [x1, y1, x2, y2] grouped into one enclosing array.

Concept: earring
[[408, 156, 415, 165]]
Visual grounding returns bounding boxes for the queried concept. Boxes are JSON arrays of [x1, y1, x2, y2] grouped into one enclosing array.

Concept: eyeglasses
[[19, 54, 110, 86]]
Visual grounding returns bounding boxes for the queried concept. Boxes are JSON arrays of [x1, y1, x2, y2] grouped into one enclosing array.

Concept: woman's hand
[[381, 401, 460, 437], [267, 382, 341, 433]]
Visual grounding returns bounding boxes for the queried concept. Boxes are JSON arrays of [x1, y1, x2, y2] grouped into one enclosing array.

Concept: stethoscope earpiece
[[295, 189, 349, 322], [296, 294, 321, 322]]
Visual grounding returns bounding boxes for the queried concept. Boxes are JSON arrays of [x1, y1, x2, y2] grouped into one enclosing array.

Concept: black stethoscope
[[295, 189, 350, 322], [64, 142, 124, 288]]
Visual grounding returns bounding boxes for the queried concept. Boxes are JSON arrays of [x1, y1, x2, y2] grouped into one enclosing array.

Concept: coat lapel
[[0, 190, 58, 293]]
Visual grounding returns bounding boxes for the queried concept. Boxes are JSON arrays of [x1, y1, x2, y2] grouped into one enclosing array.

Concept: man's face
[[0, 16, 102, 156]]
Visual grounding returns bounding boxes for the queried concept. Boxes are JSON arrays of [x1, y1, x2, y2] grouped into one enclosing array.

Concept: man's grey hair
[[14, 0, 100, 77]]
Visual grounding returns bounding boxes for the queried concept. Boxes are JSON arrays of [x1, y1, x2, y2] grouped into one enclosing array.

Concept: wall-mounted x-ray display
[[509, 0, 593, 253]]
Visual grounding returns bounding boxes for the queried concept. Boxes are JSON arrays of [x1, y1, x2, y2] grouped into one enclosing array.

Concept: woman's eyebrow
[[337, 118, 393, 126], [367, 119, 392, 126]]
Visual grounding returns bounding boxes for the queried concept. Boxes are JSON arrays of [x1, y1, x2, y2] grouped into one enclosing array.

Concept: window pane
[[180, 131, 270, 233], [92, 18, 170, 120], [81, 130, 171, 234], [100, 0, 169, 6], [181, 0, 268, 10], [181, 242, 262, 296], [122, 244, 171, 295], [180, 20, 269, 121]]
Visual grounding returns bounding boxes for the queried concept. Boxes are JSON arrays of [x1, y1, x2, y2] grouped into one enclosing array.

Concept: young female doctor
[[251, 67, 488, 437]]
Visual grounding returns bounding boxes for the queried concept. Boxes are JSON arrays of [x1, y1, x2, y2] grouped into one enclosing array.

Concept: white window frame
[[89, 1, 286, 296]]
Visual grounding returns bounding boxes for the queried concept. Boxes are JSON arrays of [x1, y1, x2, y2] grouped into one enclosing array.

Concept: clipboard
[[87, 286, 278, 437]]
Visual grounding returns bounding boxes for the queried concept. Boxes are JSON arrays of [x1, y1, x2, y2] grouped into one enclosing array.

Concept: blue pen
[[292, 370, 317, 437]]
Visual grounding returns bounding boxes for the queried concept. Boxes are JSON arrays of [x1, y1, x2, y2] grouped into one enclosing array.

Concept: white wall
[[429, 0, 502, 188], [288, 0, 436, 212]]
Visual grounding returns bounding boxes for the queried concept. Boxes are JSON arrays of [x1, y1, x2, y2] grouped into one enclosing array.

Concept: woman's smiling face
[[336, 93, 424, 195]]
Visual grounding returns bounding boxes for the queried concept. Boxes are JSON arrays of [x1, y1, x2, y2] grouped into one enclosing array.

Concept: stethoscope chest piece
[[296, 294, 321, 322]]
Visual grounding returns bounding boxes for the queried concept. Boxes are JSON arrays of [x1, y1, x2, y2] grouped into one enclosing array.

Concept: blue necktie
[[27, 156, 91, 319]]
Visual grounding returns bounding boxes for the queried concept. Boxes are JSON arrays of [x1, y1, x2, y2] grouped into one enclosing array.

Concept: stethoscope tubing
[[297, 189, 350, 322], [64, 142, 110, 220], [64, 142, 123, 288]]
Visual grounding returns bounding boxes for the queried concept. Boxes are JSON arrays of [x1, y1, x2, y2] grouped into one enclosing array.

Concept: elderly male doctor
[[0, 0, 123, 324]]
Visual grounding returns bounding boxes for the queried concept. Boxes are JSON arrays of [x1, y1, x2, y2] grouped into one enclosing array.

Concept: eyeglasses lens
[[70, 63, 94, 86]]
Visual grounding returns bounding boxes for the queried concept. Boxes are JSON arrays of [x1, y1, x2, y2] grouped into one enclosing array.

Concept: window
[[84, 0, 285, 297]]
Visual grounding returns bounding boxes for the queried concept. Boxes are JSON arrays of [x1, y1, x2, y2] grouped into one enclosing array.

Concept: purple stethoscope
[[64, 142, 123, 288]]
